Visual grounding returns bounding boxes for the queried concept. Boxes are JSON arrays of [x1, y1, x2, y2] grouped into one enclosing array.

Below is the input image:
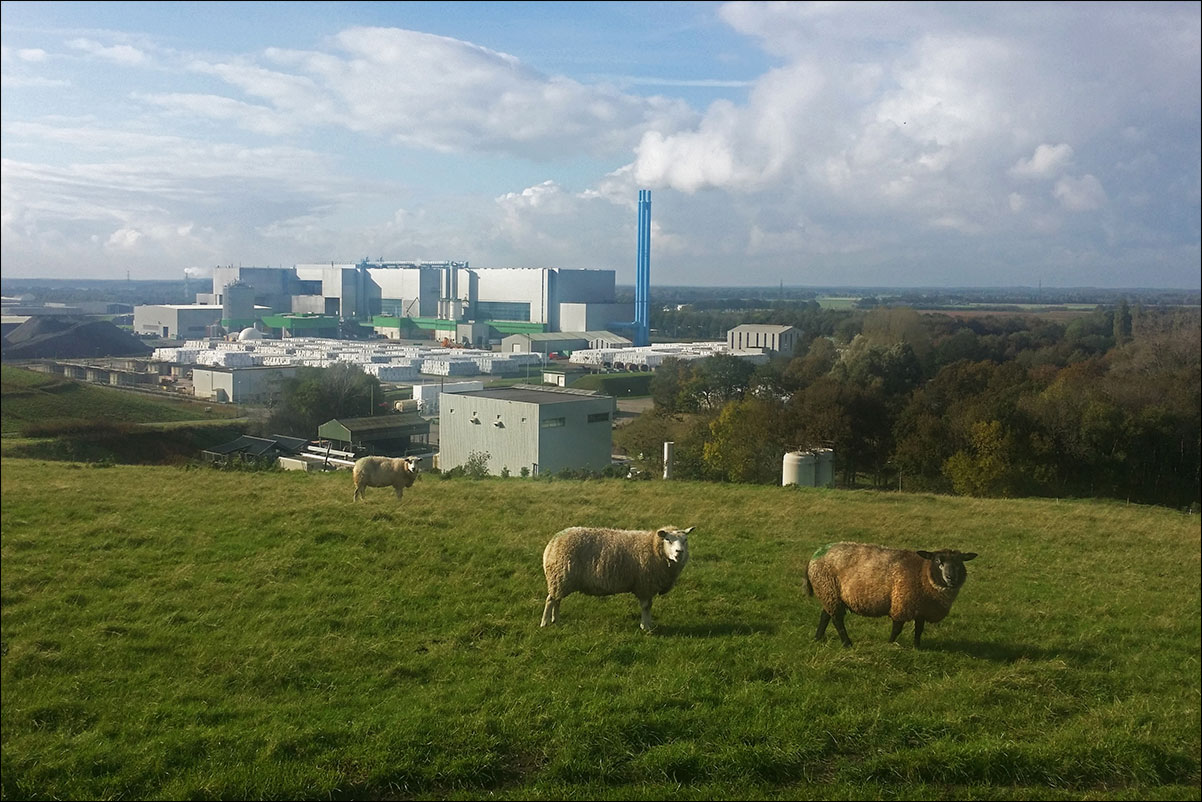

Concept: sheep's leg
[[353, 482, 363, 501], [393, 484, 404, 500], [889, 620, 905, 644], [639, 597, 655, 632], [815, 609, 832, 641], [540, 595, 559, 627], [832, 607, 852, 648], [913, 619, 925, 648]]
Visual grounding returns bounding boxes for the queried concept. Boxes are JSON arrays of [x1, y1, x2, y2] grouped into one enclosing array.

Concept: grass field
[[1, 460, 1198, 800], [0, 365, 241, 436]]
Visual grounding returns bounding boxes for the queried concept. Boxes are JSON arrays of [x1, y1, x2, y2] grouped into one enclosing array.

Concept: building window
[[476, 301, 531, 322], [588, 412, 610, 423], [541, 417, 565, 428]]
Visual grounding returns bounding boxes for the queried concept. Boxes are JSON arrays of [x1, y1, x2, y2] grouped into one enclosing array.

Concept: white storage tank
[[814, 448, 835, 488], [782, 450, 816, 487]]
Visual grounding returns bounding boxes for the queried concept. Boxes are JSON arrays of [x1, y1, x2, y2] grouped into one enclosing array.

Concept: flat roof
[[447, 384, 608, 405]]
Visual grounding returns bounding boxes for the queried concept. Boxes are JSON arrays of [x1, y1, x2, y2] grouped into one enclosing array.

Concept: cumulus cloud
[[1053, 174, 1107, 211], [1009, 144, 1074, 179], [106, 227, 143, 249]]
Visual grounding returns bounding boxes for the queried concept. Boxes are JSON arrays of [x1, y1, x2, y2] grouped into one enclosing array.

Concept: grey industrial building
[[438, 385, 615, 477], [726, 324, 801, 355], [133, 304, 225, 339]]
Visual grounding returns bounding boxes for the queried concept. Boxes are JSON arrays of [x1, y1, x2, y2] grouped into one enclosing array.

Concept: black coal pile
[[2, 316, 153, 359]]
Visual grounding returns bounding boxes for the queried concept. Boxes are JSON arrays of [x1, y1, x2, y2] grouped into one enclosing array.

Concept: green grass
[[1, 461, 1199, 800], [1, 365, 241, 436]]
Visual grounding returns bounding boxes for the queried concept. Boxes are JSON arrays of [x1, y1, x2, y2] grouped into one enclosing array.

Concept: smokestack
[[634, 189, 651, 347]]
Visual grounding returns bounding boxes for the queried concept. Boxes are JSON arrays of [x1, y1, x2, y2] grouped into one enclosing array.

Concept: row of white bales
[[151, 337, 759, 381]]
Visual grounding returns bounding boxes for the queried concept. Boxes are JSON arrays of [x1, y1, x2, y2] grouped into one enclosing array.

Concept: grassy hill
[[1, 365, 242, 436], [1, 460, 1198, 800]]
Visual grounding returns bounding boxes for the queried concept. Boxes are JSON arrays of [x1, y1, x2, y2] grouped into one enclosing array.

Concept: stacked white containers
[[412, 381, 484, 414]]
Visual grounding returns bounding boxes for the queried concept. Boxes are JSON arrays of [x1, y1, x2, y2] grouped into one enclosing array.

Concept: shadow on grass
[[659, 621, 777, 638], [926, 637, 1097, 664]]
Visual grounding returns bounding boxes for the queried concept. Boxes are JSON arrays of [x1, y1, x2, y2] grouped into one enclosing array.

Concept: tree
[[703, 397, 788, 483], [265, 363, 381, 438]]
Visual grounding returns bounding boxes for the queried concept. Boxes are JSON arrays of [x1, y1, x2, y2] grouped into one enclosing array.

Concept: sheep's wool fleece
[[353, 457, 416, 488], [543, 527, 687, 599], [807, 542, 959, 623]]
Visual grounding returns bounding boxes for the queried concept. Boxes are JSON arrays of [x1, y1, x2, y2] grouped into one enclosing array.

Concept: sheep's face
[[917, 549, 977, 589], [657, 527, 693, 565]]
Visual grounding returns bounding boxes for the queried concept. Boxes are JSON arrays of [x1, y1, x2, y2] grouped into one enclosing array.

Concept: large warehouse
[[437, 385, 615, 477]]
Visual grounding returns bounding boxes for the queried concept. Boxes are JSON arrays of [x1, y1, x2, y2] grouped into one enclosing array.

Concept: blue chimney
[[634, 190, 651, 347]]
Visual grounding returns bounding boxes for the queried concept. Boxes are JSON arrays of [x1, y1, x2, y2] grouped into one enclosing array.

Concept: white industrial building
[[501, 331, 630, 355], [191, 365, 300, 403], [438, 385, 615, 477]]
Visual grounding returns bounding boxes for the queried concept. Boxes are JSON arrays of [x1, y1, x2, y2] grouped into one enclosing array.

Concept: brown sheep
[[351, 456, 419, 502], [803, 541, 977, 648]]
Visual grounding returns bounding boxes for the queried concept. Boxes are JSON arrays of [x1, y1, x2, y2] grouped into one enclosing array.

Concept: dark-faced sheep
[[351, 456, 419, 502], [803, 541, 977, 648], [540, 526, 693, 632]]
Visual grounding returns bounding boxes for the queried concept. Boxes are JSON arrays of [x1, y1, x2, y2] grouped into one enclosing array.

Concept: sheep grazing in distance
[[540, 526, 694, 632], [803, 541, 977, 648], [351, 456, 420, 502]]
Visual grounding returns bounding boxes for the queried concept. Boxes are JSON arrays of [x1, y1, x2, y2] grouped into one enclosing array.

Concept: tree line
[[616, 303, 1200, 510]]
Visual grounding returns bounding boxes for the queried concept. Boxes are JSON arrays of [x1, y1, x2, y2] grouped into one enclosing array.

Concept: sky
[[1, 1, 1199, 289]]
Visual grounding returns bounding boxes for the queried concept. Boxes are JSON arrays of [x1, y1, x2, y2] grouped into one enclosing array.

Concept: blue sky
[[2, 1, 1199, 288]]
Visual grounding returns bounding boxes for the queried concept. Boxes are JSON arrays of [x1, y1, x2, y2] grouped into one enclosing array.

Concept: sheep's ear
[[916, 550, 934, 560], [961, 552, 978, 561], [682, 526, 694, 535]]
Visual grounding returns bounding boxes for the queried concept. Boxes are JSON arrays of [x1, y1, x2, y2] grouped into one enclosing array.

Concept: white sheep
[[540, 526, 694, 632], [351, 456, 419, 502], [803, 541, 977, 648]]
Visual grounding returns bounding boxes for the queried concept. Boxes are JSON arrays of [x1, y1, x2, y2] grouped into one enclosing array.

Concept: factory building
[[500, 331, 630, 356], [133, 304, 224, 339], [187, 261, 631, 341], [191, 365, 300, 404], [726, 324, 801, 356], [437, 385, 614, 477]]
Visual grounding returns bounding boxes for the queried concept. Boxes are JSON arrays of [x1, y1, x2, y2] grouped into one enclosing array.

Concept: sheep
[[803, 541, 977, 648], [351, 456, 419, 502], [540, 525, 694, 632]]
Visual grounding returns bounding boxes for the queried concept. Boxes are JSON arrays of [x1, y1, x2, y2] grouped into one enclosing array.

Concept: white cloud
[[106, 227, 143, 249], [1053, 174, 1107, 211], [67, 38, 147, 66], [1009, 143, 1075, 179], [178, 27, 696, 160], [18, 48, 48, 62]]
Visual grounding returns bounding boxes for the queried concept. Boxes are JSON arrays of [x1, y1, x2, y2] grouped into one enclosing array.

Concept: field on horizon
[[2, 459, 1199, 800]]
